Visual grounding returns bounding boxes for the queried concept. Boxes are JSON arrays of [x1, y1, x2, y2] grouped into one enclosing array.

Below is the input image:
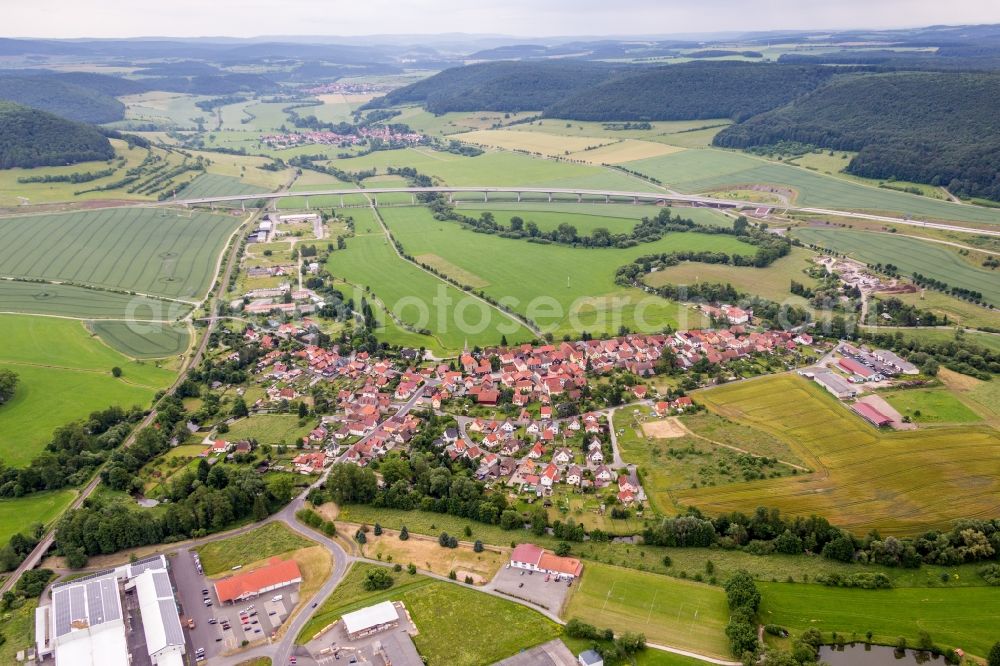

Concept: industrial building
[[35, 555, 185, 666], [341, 600, 401, 639], [214, 557, 302, 604]]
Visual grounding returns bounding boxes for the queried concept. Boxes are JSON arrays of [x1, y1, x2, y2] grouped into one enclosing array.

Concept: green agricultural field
[[508, 118, 731, 141], [120, 91, 209, 129], [0, 280, 187, 319], [676, 375, 1000, 535], [758, 582, 1000, 657], [788, 151, 950, 200], [0, 207, 242, 301], [196, 522, 314, 575], [564, 561, 730, 659], [378, 206, 752, 337], [326, 208, 534, 353], [88, 320, 191, 359], [225, 414, 315, 446], [879, 328, 1000, 354], [393, 106, 540, 137], [880, 388, 982, 424], [0, 490, 76, 545], [624, 148, 1000, 225], [456, 202, 733, 227], [792, 228, 1000, 305], [0, 314, 175, 464], [644, 246, 819, 306], [325, 147, 644, 191], [181, 173, 269, 200], [299, 563, 561, 665]]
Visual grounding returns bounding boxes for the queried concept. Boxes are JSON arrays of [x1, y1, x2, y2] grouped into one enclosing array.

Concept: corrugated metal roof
[[342, 600, 399, 635]]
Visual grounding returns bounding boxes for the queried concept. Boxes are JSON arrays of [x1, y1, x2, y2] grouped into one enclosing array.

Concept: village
[[261, 126, 426, 150]]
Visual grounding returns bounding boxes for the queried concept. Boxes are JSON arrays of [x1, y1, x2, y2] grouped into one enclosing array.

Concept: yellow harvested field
[[641, 417, 687, 439], [356, 526, 508, 584], [454, 129, 613, 157], [415, 253, 490, 288], [676, 375, 1000, 536], [567, 140, 685, 164]]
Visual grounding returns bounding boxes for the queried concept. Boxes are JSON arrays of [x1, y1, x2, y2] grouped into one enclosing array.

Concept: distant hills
[[0, 101, 114, 169], [0, 74, 129, 124]]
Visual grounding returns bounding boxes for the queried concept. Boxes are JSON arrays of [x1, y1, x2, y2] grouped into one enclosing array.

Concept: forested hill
[[713, 71, 1000, 201], [0, 102, 115, 169], [366, 60, 833, 121], [543, 62, 833, 122], [366, 60, 622, 113], [0, 75, 126, 123]]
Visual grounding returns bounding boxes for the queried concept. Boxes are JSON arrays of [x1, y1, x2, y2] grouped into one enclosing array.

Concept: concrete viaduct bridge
[[156, 185, 1000, 237], [161, 186, 747, 211]]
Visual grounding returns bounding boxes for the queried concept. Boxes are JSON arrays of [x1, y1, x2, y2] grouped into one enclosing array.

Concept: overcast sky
[[7, 0, 1000, 39]]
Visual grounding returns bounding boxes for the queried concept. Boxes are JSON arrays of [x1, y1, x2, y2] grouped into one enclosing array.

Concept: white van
[[271, 594, 283, 602]]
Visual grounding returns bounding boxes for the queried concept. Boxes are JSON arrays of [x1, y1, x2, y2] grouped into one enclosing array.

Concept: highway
[[151, 185, 1000, 237]]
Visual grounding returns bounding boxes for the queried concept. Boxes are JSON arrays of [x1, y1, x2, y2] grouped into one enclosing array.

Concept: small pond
[[819, 644, 950, 666]]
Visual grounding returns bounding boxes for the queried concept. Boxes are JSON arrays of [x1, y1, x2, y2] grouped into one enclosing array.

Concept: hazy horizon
[[6, 0, 1000, 40]]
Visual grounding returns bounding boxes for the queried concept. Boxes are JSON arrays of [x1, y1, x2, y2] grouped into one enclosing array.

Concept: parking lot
[[489, 565, 574, 613], [172, 546, 299, 661]]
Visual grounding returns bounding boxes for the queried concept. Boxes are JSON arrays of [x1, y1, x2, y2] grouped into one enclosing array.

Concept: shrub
[[362, 568, 394, 591], [979, 563, 1000, 585]]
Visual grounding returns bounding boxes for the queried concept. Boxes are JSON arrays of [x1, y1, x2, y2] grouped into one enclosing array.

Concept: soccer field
[[0, 207, 242, 301], [564, 561, 730, 658]]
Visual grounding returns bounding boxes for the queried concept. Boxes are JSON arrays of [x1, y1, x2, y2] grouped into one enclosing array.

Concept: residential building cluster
[[261, 126, 425, 149]]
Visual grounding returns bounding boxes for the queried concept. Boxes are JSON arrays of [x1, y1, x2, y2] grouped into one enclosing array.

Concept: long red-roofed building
[[510, 543, 583, 579], [851, 402, 892, 427], [214, 557, 302, 604]]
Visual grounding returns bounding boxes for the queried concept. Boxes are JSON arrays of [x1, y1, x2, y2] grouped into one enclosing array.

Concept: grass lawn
[[378, 206, 747, 337], [0, 207, 241, 301], [937, 368, 1000, 426], [299, 563, 561, 664], [880, 388, 982, 424], [0, 490, 76, 544], [758, 582, 1000, 657], [644, 246, 819, 307], [225, 414, 315, 446], [0, 315, 175, 464], [195, 523, 315, 575], [675, 375, 1000, 535], [0, 599, 39, 665], [564, 561, 730, 658], [791, 228, 1000, 306], [624, 148, 1000, 225]]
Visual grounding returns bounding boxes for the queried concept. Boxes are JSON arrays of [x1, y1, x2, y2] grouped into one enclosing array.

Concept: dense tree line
[[0, 102, 115, 169], [859, 328, 1000, 379], [714, 71, 1000, 201], [0, 74, 125, 123], [367, 60, 834, 123]]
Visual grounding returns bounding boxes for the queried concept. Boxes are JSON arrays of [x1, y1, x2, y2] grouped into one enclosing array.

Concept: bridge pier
[[448, 192, 454, 204], [633, 196, 638, 205], [516, 192, 521, 202], [372, 195, 378, 207], [340, 195, 344, 208], [605, 195, 610, 204], [241, 200, 245, 212], [577, 193, 582, 203], [411, 194, 416, 204], [547, 192, 552, 203], [484, 191, 488, 203], [305, 196, 310, 210]]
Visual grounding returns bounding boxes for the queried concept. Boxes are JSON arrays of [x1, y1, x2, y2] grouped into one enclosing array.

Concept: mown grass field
[[644, 246, 819, 306], [758, 582, 1000, 657], [88, 320, 190, 358], [121, 91, 209, 129], [181, 173, 269, 200], [564, 561, 730, 658], [0, 490, 76, 544], [880, 388, 982, 425], [937, 368, 1000, 426], [195, 522, 314, 575], [0, 207, 242, 301], [881, 289, 998, 330], [791, 228, 1000, 305], [675, 375, 1000, 535], [624, 148, 1000, 225], [298, 563, 561, 665], [0, 314, 175, 464], [508, 118, 732, 142], [224, 414, 315, 446], [379, 206, 754, 337], [326, 208, 534, 353]]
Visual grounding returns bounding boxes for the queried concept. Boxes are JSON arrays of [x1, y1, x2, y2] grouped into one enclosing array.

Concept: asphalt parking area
[[172, 546, 299, 660], [489, 565, 574, 612]]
